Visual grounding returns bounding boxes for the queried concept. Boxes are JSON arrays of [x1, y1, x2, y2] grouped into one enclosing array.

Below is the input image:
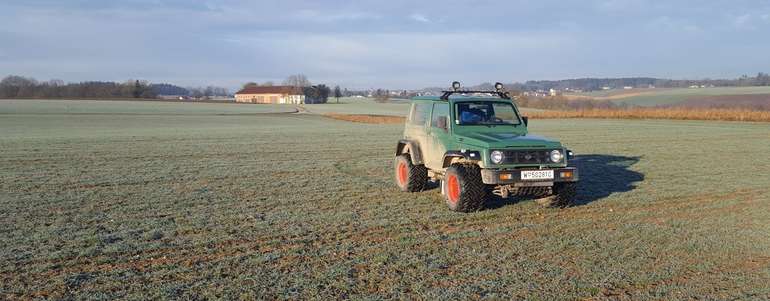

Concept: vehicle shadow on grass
[[485, 154, 644, 209]]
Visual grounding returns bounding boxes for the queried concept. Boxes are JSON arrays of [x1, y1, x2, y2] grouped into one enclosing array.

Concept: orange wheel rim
[[447, 175, 460, 204], [397, 162, 408, 186]]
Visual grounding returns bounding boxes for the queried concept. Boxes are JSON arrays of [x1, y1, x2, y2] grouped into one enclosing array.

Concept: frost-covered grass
[[1, 100, 769, 299], [0, 99, 296, 115], [302, 97, 412, 116]]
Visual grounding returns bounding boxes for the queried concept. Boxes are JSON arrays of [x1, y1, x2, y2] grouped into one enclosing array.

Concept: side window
[[431, 103, 449, 129], [410, 103, 430, 126]]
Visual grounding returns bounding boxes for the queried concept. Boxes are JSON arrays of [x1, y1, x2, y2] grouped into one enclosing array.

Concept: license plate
[[521, 170, 554, 180]]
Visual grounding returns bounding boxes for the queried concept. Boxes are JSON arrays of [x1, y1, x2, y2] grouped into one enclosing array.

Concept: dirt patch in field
[[679, 94, 770, 110], [324, 113, 405, 124]]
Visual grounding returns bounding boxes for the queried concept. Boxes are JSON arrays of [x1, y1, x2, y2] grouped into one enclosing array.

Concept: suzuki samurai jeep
[[394, 82, 578, 212]]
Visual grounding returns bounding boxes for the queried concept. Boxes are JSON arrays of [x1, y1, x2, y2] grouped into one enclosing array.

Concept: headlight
[[490, 150, 504, 164], [550, 150, 563, 163]]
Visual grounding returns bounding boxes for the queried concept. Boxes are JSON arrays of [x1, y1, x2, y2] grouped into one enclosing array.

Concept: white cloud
[[4, 0, 770, 89], [647, 16, 701, 33], [682, 24, 700, 32], [733, 13, 754, 30], [597, 0, 649, 13], [224, 31, 577, 88], [294, 9, 380, 22], [409, 13, 430, 23]]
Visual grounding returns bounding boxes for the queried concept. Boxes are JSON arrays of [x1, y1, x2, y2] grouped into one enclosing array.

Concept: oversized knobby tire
[[394, 154, 428, 192], [443, 164, 486, 212], [536, 182, 577, 208]]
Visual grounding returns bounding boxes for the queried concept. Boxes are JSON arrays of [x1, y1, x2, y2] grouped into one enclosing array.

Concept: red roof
[[235, 86, 303, 95]]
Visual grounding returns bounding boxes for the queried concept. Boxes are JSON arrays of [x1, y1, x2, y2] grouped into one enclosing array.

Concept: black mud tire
[[394, 154, 428, 192], [443, 164, 486, 212], [536, 182, 577, 208]]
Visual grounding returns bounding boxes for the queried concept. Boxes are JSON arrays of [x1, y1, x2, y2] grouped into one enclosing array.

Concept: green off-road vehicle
[[394, 82, 578, 212]]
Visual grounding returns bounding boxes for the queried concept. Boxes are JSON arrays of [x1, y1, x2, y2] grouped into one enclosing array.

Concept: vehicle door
[[403, 102, 431, 164], [425, 102, 451, 170]]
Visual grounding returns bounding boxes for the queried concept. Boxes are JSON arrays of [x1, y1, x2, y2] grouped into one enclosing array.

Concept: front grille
[[501, 150, 551, 164]]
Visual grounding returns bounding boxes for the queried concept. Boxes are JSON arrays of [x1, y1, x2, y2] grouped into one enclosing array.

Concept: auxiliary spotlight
[[452, 81, 461, 91]]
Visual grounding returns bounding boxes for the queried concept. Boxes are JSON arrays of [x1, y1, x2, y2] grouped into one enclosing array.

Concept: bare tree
[[0, 75, 37, 98], [333, 85, 342, 103], [262, 81, 274, 86], [189, 87, 204, 99], [283, 74, 311, 88], [373, 89, 390, 103], [204, 86, 214, 99], [214, 87, 229, 96]]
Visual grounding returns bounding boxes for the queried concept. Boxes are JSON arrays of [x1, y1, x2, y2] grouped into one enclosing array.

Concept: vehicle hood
[[455, 132, 562, 149]]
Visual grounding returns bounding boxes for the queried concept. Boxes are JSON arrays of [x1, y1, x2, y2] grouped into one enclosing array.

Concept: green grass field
[[572, 86, 770, 107], [2, 99, 769, 299]]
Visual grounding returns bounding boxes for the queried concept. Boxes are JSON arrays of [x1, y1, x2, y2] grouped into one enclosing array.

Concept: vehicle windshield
[[455, 101, 521, 125]]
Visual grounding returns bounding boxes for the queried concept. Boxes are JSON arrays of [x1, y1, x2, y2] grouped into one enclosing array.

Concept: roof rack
[[439, 81, 512, 100], [439, 90, 511, 100]]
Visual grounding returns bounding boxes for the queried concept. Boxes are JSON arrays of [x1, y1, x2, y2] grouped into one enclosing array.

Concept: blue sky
[[1, 0, 770, 90]]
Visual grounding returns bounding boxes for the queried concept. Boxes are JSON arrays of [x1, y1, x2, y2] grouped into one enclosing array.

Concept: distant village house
[[234, 86, 305, 104]]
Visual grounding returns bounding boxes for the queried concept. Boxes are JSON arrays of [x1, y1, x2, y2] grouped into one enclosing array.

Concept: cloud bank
[[1, 0, 769, 89]]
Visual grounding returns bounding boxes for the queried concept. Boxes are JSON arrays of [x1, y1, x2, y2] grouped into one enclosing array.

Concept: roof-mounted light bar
[[440, 81, 512, 100]]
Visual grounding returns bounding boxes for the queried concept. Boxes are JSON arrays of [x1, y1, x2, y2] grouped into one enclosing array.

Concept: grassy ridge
[[528, 107, 770, 122], [569, 86, 770, 106], [1, 100, 769, 299]]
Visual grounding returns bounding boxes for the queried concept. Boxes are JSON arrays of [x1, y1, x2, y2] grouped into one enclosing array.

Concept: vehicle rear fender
[[396, 140, 424, 165]]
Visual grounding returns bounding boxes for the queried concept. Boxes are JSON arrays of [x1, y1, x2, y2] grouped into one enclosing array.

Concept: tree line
[[187, 86, 229, 99], [0, 75, 156, 99], [0, 75, 231, 100]]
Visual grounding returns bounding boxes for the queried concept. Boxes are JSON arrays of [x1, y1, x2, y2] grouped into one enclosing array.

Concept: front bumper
[[480, 167, 579, 185]]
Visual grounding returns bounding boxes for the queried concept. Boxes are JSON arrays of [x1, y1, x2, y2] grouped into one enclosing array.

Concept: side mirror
[[522, 116, 529, 126], [436, 116, 448, 131]]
